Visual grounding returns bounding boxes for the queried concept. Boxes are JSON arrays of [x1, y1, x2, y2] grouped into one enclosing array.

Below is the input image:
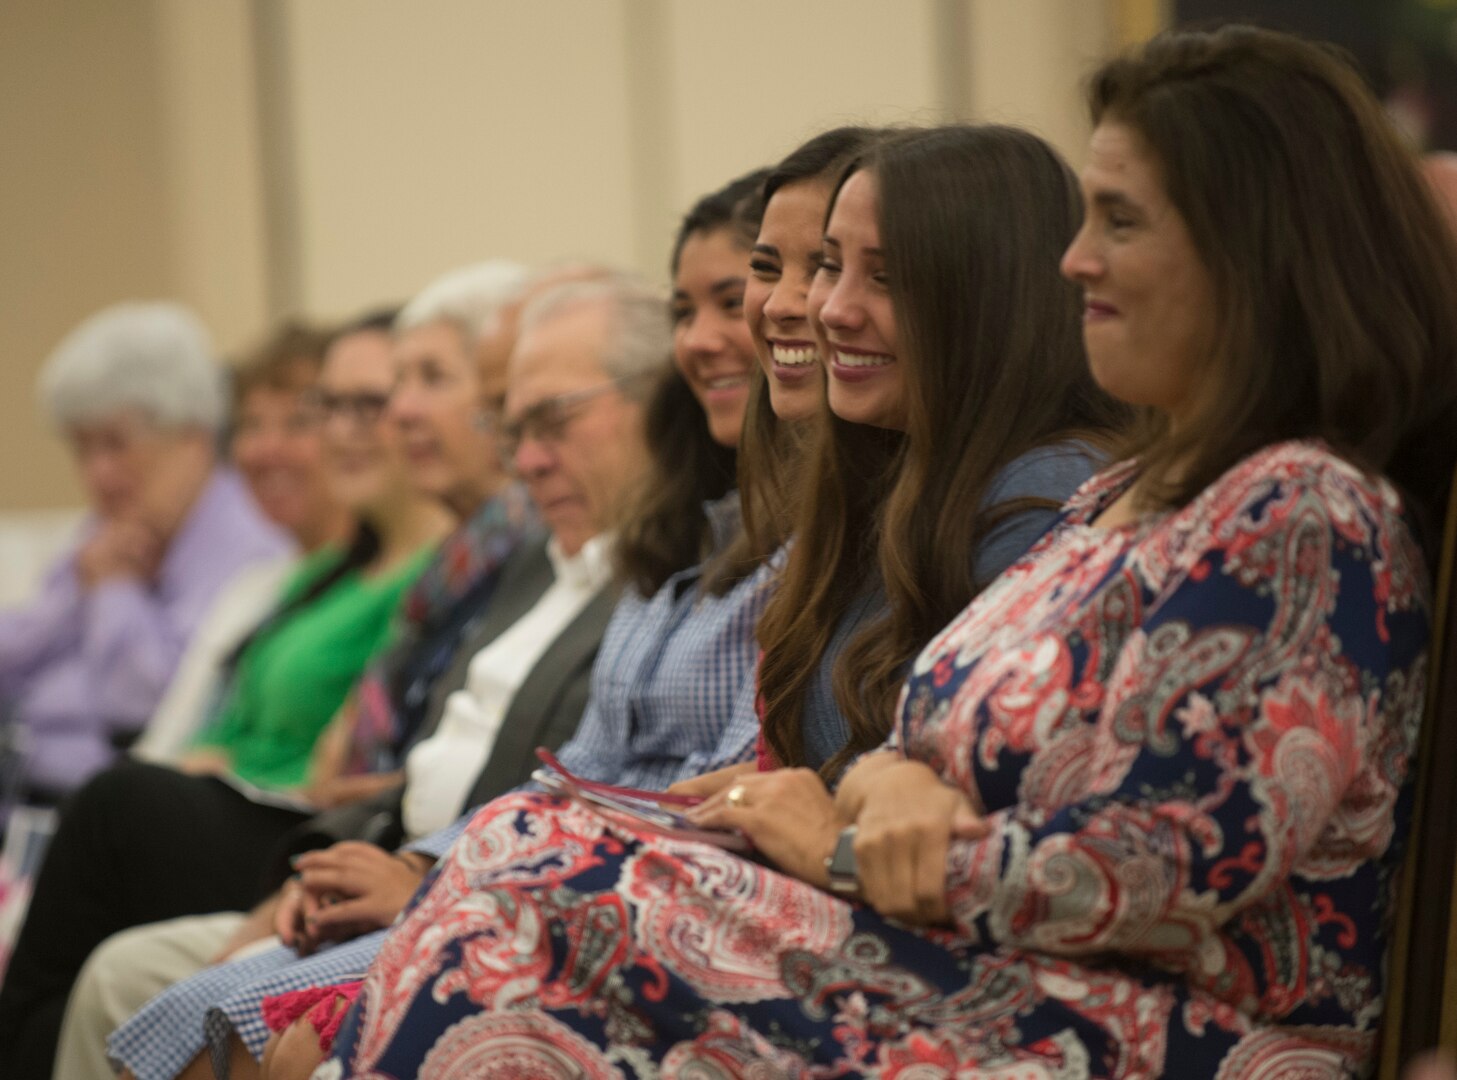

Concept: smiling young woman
[[668, 174, 762, 450], [757, 125, 1126, 780], [615, 170, 767, 597]]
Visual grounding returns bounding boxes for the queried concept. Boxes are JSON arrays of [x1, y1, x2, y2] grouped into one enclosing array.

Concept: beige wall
[[274, 0, 1121, 316], [2, 0, 1138, 511], [274, 0, 956, 316], [275, 0, 641, 317], [0, 0, 270, 510], [660, 0, 946, 238], [153, 0, 272, 349], [965, 0, 1115, 162], [0, 1, 174, 510]]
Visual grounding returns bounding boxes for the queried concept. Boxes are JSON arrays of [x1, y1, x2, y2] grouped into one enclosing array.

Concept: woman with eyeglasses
[[0, 313, 454, 1080]]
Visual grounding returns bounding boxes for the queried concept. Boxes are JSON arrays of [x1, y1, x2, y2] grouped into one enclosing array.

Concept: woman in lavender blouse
[[0, 302, 294, 805]]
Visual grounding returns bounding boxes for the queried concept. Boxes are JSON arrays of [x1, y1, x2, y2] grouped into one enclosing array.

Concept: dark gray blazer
[[264, 537, 618, 886]]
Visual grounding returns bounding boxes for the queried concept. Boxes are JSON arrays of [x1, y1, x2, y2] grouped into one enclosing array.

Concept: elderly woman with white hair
[[0, 302, 293, 803]]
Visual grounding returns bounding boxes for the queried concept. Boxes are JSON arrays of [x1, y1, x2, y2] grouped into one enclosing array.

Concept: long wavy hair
[[1087, 26, 1457, 554], [759, 125, 1128, 778]]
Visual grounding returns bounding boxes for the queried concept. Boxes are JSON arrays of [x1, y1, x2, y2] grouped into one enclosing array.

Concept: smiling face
[[745, 180, 832, 422], [1061, 122, 1216, 424], [813, 169, 903, 430], [388, 319, 499, 513], [232, 383, 338, 547], [316, 330, 406, 514], [671, 227, 756, 447]]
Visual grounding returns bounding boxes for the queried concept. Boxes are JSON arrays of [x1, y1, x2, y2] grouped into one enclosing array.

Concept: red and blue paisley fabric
[[320, 441, 1429, 1079]]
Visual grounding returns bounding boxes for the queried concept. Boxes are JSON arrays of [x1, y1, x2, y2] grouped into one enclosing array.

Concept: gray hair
[[39, 301, 226, 432], [517, 277, 672, 397], [395, 259, 531, 344]]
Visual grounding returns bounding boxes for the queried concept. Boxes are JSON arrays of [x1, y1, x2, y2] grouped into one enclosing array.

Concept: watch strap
[[825, 825, 860, 896]]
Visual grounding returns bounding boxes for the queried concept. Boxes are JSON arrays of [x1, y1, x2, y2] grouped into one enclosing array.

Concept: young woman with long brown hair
[[747, 125, 1126, 781], [669, 125, 888, 785]]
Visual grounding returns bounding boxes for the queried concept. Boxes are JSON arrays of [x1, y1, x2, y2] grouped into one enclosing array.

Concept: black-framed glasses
[[303, 389, 392, 426], [496, 373, 648, 467]]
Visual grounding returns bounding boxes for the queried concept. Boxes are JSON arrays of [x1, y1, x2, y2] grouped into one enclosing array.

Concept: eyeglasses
[[496, 373, 648, 467], [303, 390, 392, 426]]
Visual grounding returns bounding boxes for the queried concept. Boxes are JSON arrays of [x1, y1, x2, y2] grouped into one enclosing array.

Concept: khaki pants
[[52, 912, 245, 1080]]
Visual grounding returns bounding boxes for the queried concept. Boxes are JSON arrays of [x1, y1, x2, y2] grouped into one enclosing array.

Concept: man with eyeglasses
[[496, 284, 660, 558]]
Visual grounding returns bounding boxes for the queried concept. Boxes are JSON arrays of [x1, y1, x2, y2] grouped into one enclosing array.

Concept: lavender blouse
[[0, 468, 293, 795]]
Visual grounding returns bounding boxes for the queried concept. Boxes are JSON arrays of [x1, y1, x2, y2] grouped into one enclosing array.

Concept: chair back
[[1379, 467, 1457, 1077]]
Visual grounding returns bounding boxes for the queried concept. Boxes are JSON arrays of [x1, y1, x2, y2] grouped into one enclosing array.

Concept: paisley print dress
[[319, 442, 1429, 1079]]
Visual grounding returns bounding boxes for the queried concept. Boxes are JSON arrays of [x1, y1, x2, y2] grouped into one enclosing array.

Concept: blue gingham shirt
[[110, 494, 774, 1076], [549, 544, 771, 788], [107, 932, 389, 1077]]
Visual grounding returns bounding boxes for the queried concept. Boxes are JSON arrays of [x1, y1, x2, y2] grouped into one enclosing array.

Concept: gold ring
[[725, 784, 748, 809]]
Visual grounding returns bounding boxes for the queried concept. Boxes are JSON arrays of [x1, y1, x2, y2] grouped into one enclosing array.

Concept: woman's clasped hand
[[276, 844, 433, 956], [687, 752, 988, 923], [686, 767, 843, 888]]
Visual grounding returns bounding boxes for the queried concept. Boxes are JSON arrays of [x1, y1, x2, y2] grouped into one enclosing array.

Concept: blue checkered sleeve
[[107, 941, 299, 1079], [204, 931, 391, 1062], [680, 662, 761, 777]]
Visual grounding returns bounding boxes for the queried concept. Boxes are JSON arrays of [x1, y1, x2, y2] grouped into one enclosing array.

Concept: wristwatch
[[825, 825, 860, 897]]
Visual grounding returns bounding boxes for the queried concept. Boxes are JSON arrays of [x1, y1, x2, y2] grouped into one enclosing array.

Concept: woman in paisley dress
[[311, 28, 1457, 1079]]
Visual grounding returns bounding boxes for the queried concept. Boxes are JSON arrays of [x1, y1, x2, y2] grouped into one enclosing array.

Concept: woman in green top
[[182, 317, 451, 791], [184, 538, 434, 792], [0, 317, 452, 1071]]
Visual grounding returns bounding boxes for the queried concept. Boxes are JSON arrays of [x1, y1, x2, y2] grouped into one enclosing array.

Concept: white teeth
[[770, 344, 819, 367], [707, 376, 748, 390], [834, 351, 895, 368]]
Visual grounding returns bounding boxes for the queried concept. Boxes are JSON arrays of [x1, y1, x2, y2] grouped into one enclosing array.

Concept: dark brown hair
[[760, 125, 1127, 778], [737, 128, 888, 563], [757, 408, 903, 775], [616, 169, 769, 597], [230, 322, 334, 409], [1089, 25, 1457, 549]]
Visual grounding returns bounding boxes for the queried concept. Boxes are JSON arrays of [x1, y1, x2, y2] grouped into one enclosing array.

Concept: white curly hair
[[39, 301, 225, 432]]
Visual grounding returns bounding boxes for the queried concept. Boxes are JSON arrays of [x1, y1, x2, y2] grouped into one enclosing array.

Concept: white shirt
[[401, 534, 613, 840]]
